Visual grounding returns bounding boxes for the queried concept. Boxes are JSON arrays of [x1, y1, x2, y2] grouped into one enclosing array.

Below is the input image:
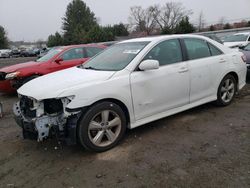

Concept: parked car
[[10, 49, 21, 58], [0, 49, 11, 58], [200, 34, 223, 44], [20, 49, 37, 57], [14, 35, 247, 152], [0, 44, 106, 93], [37, 47, 53, 58], [223, 32, 250, 48], [240, 43, 250, 75]]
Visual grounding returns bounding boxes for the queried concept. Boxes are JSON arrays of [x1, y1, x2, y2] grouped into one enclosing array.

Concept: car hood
[[223, 41, 247, 48], [0, 61, 41, 73], [18, 67, 116, 100]]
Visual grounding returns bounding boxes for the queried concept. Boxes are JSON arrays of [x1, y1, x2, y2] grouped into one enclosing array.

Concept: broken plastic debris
[[96, 174, 103, 178]]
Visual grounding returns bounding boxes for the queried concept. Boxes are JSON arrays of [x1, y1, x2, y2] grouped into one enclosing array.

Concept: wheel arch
[[223, 71, 239, 90], [78, 98, 131, 128]]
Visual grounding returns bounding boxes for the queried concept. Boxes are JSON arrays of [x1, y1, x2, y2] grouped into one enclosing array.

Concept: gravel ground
[[0, 58, 250, 188]]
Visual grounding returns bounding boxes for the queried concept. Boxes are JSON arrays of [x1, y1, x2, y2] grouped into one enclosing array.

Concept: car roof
[[61, 43, 107, 50], [119, 34, 210, 43]]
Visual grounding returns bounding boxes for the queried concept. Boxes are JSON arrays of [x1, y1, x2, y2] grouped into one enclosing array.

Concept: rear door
[[182, 38, 226, 102]]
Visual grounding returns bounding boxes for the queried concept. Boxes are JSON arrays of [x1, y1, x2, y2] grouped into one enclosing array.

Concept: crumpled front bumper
[[13, 101, 81, 145], [14, 114, 38, 140]]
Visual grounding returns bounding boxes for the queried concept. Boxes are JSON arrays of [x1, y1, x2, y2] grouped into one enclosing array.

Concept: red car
[[0, 44, 106, 93]]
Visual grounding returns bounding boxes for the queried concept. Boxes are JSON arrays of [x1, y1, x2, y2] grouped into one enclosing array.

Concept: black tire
[[215, 74, 237, 106], [77, 102, 127, 152]]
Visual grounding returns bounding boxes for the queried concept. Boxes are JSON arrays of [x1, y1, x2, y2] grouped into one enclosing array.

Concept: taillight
[[241, 55, 247, 63]]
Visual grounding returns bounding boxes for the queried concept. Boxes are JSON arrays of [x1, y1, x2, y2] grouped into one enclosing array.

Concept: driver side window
[[61, 48, 84, 61], [143, 39, 183, 66]]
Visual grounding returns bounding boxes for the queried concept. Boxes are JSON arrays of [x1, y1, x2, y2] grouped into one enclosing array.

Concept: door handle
[[219, 59, 226, 63], [178, 67, 188, 73]]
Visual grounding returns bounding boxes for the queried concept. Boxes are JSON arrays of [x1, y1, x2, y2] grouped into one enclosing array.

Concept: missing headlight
[[44, 99, 63, 115]]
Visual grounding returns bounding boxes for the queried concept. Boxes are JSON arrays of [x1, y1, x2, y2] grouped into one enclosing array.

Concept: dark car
[[20, 49, 37, 57], [37, 47, 53, 58], [10, 49, 21, 57], [240, 43, 250, 75]]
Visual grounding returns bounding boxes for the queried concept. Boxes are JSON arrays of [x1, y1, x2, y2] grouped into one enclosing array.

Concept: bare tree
[[197, 11, 206, 31], [128, 6, 157, 34], [151, 2, 192, 31]]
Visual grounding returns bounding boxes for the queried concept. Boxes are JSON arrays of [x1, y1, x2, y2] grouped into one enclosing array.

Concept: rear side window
[[208, 43, 223, 56], [61, 48, 84, 61], [184, 38, 211, 60], [85, 47, 103, 57], [143, 39, 183, 66]]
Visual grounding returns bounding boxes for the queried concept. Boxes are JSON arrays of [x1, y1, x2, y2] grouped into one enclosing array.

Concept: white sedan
[[14, 35, 247, 152]]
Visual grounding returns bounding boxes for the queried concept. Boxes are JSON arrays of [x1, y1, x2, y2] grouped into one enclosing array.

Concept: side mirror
[[238, 45, 245, 50], [55, 58, 63, 64], [139, 60, 159, 71]]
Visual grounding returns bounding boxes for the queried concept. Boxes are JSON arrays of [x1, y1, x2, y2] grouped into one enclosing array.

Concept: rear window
[[208, 43, 223, 56]]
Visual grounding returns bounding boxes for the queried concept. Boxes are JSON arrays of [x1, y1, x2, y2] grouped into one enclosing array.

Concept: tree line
[[1, 0, 250, 49], [48, 1, 196, 47]]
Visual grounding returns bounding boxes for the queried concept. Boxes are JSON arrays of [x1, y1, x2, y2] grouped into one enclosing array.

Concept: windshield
[[83, 42, 150, 71], [244, 43, 250, 51], [224, 34, 248, 42], [36, 48, 63, 62]]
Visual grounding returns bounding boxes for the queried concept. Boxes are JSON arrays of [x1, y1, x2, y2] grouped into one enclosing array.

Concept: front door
[[130, 39, 190, 120]]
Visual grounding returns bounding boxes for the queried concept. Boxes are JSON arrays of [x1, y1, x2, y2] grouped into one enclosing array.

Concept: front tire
[[78, 102, 127, 152], [216, 74, 236, 106]]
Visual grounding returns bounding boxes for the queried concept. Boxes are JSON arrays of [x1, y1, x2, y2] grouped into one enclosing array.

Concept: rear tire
[[215, 74, 236, 106], [77, 102, 126, 152]]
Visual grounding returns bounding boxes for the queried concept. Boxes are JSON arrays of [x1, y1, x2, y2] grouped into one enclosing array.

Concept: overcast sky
[[0, 0, 249, 42]]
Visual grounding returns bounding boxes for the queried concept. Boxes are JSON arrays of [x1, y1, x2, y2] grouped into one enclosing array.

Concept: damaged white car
[[14, 35, 247, 152]]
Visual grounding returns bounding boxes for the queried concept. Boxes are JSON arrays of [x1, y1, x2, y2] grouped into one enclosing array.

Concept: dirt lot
[[0, 58, 250, 188]]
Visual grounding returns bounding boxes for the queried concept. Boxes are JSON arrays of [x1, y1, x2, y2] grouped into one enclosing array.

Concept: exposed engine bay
[[13, 95, 81, 144]]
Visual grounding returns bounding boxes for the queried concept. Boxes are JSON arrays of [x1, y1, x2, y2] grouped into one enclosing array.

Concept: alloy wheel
[[88, 110, 122, 147], [220, 78, 235, 103]]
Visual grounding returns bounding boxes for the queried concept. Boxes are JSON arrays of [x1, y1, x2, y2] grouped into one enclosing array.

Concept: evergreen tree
[[175, 17, 195, 34], [223, 23, 231, 30], [0, 25, 8, 49], [209, 25, 215, 31], [85, 26, 115, 43], [113, 23, 129, 36], [47, 32, 64, 47], [62, 0, 97, 44]]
